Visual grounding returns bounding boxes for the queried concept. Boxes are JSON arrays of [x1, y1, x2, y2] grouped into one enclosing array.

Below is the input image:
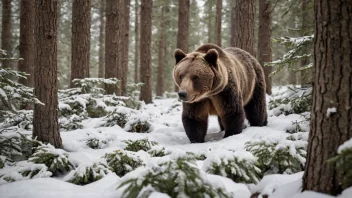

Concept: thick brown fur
[[173, 43, 267, 143]]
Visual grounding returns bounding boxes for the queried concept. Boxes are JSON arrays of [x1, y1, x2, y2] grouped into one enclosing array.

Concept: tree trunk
[[257, 0, 272, 95], [1, 0, 12, 68], [139, 0, 152, 103], [175, 0, 190, 91], [300, 0, 311, 88], [18, 0, 35, 88], [230, 0, 256, 56], [70, 0, 91, 87], [134, 0, 139, 84], [302, 0, 352, 195], [105, 0, 121, 94], [156, 6, 166, 97], [98, 0, 105, 79], [33, 0, 62, 148], [215, 0, 222, 47], [120, 0, 130, 96], [206, 0, 213, 43]]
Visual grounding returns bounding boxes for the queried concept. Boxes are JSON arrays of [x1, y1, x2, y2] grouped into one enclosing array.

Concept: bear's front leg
[[216, 89, 245, 138], [182, 101, 209, 143]]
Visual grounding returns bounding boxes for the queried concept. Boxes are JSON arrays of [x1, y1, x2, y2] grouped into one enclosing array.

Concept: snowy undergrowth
[[1, 86, 352, 198]]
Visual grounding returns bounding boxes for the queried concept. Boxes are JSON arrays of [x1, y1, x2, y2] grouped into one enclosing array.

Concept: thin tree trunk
[[257, 0, 272, 95], [33, 0, 62, 148], [98, 0, 105, 79], [105, 0, 121, 94], [120, 0, 130, 96], [19, 0, 35, 88], [134, 0, 139, 83], [156, 6, 166, 97], [231, 0, 256, 56], [70, 0, 91, 87], [207, 0, 213, 43], [1, 0, 12, 68], [215, 0, 222, 47], [139, 0, 152, 103], [175, 0, 190, 91], [302, 0, 352, 195]]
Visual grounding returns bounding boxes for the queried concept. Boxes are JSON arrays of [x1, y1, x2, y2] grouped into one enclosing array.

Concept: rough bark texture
[[215, 0, 222, 47], [139, 0, 152, 103], [302, 0, 352, 195], [33, 0, 62, 148], [105, 0, 121, 94], [120, 0, 130, 96], [156, 6, 166, 97], [70, 0, 91, 87], [257, 0, 272, 95], [231, 0, 256, 56], [175, 0, 190, 91], [98, 0, 105, 78], [206, 0, 214, 43], [134, 0, 139, 83], [19, 0, 35, 88], [300, 0, 312, 87], [1, 0, 12, 68]]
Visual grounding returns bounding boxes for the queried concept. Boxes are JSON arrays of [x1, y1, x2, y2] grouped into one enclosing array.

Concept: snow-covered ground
[[0, 87, 351, 198]]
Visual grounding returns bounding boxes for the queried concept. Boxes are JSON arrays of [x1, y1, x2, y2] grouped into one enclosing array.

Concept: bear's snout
[[178, 91, 188, 101]]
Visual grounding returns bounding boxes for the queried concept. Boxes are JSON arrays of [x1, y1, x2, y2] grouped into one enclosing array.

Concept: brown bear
[[173, 43, 267, 143]]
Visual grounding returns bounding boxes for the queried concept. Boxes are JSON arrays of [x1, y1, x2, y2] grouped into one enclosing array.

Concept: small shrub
[[29, 144, 75, 176], [86, 98, 108, 118], [328, 138, 352, 189], [245, 139, 307, 175], [103, 150, 143, 177], [123, 138, 158, 152], [86, 138, 108, 149], [118, 156, 233, 198], [0, 110, 33, 130], [65, 162, 111, 185], [59, 114, 84, 131], [124, 116, 152, 133], [148, 145, 170, 157], [101, 108, 130, 128], [203, 149, 261, 184], [0, 161, 52, 184]]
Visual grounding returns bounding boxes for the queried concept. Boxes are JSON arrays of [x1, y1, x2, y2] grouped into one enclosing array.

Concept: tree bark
[[98, 0, 105, 79], [33, 0, 62, 148], [105, 0, 121, 94], [1, 0, 12, 68], [156, 6, 166, 97], [215, 0, 222, 47], [302, 0, 352, 195], [139, 0, 152, 103], [231, 0, 256, 56], [70, 0, 91, 87], [175, 0, 190, 91], [134, 0, 139, 84], [120, 0, 130, 96], [19, 0, 35, 88], [300, 0, 312, 87], [206, 0, 214, 43], [257, 0, 272, 95]]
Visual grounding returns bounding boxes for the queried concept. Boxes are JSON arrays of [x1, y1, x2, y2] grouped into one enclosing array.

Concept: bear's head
[[173, 48, 226, 103]]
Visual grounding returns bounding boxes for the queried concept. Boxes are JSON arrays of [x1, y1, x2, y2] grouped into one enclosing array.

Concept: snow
[[326, 107, 337, 117], [1, 87, 352, 198], [338, 137, 352, 154]]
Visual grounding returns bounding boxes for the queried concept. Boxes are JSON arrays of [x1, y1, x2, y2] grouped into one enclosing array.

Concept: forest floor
[[0, 87, 351, 198]]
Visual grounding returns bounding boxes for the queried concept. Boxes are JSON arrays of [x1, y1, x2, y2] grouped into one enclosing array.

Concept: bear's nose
[[178, 91, 188, 100]]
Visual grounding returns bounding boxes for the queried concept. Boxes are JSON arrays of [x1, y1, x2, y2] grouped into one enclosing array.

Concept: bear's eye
[[192, 76, 199, 81], [179, 75, 183, 80]]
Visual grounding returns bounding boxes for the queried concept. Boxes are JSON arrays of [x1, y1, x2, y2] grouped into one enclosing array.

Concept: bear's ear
[[174, 49, 186, 64], [204, 49, 218, 67]]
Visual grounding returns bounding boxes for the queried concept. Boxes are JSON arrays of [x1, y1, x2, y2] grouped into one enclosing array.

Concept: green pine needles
[[203, 150, 261, 184], [245, 140, 307, 175], [118, 156, 233, 198], [103, 150, 143, 177], [123, 138, 158, 152], [65, 162, 111, 185], [29, 144, 75, 176]]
